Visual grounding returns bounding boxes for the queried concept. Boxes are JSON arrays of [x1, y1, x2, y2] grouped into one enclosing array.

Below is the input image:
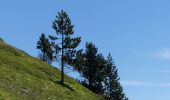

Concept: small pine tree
[[37, 33, 53, 64], [104, 54, 128, 100], [50, 10, 81, 84]]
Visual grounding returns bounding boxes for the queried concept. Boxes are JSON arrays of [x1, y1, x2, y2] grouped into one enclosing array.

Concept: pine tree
[[83, 42, 98, 89], [104, 54, 128, 100], [73, 42, 105, 93], [37, 33, 53, 64], [50, 10, 81, 84]]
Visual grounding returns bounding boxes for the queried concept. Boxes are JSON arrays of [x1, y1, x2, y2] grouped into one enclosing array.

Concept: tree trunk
[[89, 67, 92, 89], [43, 52, 45, 61], [61, 33, 64, 84]]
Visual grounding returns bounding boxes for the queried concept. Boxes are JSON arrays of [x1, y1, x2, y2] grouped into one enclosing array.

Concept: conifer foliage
[[49, 10, 81, 84], [73, 43, 128, 100], [37, 33, 53, 64], [104, 54, 128, 100], [75, 42, 103, 93], [36, 10, 128, 99]]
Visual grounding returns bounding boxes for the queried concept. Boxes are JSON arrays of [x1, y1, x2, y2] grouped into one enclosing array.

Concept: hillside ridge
[[0, 39, 103, 100]]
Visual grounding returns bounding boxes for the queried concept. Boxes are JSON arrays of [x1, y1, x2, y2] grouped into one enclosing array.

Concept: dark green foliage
[[73, 43, 128, 99], [82, 42, 98, 89], [50, 10, 81, 84], [37, 33, 53, 64], [73, 42, 105, 94], [94, 53, 107, 93], [104, 54, 128, 100]]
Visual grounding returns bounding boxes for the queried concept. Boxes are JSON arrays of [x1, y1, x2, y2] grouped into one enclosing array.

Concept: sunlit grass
[[0, 39, 103, 100]]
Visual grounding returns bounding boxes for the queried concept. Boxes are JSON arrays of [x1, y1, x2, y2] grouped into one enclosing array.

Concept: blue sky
[[1, 0, 170, 99]]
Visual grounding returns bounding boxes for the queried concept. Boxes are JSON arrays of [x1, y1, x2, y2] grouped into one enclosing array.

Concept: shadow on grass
[[48, 77, 75, 91], [56, 81, 75, 91]]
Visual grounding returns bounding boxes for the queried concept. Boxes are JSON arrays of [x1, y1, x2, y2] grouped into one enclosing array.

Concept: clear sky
[[1, 0, 170, 100]]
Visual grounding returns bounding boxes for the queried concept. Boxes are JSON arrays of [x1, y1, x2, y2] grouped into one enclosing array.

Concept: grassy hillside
[[0, 39, 103, 100]]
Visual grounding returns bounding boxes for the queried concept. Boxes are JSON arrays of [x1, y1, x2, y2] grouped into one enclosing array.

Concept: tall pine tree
[[50, 10, 81, 84]]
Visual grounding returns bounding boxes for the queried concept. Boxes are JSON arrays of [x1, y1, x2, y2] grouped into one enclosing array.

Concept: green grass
[[0, 39, 104, 100]]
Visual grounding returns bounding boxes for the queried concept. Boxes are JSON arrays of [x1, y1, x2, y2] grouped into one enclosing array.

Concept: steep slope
[[0, 39, 103, 100]]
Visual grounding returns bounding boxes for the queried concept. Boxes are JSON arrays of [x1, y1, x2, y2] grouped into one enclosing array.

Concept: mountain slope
[[0, 39, 103, 100]]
